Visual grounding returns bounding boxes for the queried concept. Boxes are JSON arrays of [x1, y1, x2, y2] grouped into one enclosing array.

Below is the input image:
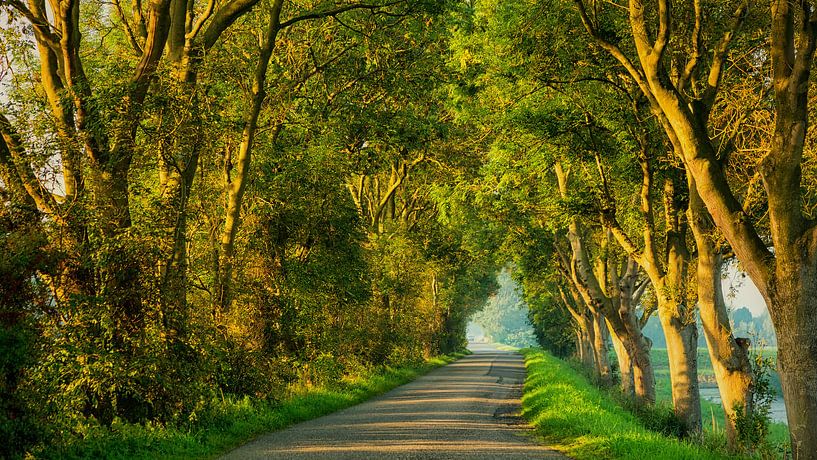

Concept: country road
[[221, 344, 566, 459]]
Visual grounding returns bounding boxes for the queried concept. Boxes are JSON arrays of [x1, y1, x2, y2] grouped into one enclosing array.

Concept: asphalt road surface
[[221, 343, 567, 459]]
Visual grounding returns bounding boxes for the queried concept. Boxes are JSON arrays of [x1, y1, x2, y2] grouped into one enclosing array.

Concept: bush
[[733, 352, 776, 454]]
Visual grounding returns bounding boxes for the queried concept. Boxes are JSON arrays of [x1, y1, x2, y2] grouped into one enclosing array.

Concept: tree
[[570, 0, 817, 453]]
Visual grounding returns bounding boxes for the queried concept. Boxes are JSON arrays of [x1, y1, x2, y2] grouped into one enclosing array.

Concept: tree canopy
[[2, 0, 817, 458]]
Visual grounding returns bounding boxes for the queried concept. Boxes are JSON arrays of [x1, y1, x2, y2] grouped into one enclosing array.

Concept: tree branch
[[279, 1, 404, 29], [202, 0, 262, 50], [0, 113, 59, 217]]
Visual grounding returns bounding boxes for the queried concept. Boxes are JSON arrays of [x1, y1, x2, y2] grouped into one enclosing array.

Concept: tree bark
[[609, 324, 634, 397], [561, 284, 597, 370], [616, 259, 656, 406], [598, 159, 697, 427], [771, 281, 817, 460], [578, 313, 597, 370], [590, 310, 612, 386], [657, 293, 702, 434], [689, 178, 753, 449], [216, 0, 284, 311]]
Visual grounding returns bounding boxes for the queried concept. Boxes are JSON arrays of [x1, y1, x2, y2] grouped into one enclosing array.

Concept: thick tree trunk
[[767, 265, 817, 460], [657, 296, 702, 434], [609, 325, 634, 397], [578, 315, 597, 370], [591, 311, 612, 386], [621, 302, 655, 406], [689, 180, 753, 449], [630, 339, 656, 407], [615, 259, 656, 406]]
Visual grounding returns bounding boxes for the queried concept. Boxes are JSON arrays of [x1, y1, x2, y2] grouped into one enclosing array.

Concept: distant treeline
[[642, 307, 777, 349]]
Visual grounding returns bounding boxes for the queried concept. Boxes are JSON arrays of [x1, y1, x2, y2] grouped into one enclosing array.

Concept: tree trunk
[[631, 339, 656, 407], [689, 179, 753, 449], [216, 0, 284, 311], [767, 264, 817, 460], [578, 314, 597, 370], [657, 295, 702, 434], [617, 272, 656, 406], [608, 305, 656, 407], [609, 324, 634, 397], [592, 311, 612, 386]]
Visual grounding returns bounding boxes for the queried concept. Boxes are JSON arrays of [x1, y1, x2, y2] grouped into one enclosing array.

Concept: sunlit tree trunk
[[599, 153, 700, 432], [216, 0, 284, 311], [614, 258, 656, 406], [561, 285, 597, 371], [609, 325, 633, 397], [590, 310, 612, 386], [688, 179, 753, 449], [574, 0, 817, 449], [657, 293, 701, 433]]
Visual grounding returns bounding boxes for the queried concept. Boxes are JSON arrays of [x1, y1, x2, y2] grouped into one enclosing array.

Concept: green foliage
[[0, 204, 53, 458], [4, 0, 795, 458], [0, 2, 503, 456], [36, 352, 466, 459], [732, 352, 777, 454]]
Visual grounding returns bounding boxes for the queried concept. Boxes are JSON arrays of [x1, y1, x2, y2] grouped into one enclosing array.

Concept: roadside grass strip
[[520, 349, 736, 460], [40, 351, 468, 460]]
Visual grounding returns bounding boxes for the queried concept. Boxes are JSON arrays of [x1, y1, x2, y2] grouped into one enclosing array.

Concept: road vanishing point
[[221, 343, 567, 459]]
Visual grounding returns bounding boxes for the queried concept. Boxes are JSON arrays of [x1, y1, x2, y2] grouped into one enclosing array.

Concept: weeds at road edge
[[519, 348, 741, 460], [37, 351, 469, 460]]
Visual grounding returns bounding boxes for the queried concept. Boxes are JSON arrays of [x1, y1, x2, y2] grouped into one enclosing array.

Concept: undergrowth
[[33, 351, 467, 460]]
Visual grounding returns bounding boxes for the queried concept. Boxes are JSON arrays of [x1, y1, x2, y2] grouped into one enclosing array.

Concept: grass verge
[[40, 351, 468, 460], [520, 348, 737, 460]]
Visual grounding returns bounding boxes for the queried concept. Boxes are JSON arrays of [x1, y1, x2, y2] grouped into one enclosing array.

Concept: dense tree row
[[5, 0, 817, 458], [0, 1, 500, 456], [450, 0, 817, 457]]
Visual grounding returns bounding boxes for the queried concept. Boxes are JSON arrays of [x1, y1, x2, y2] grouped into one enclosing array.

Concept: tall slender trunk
[[156, 89, 203, 333], [657, 293, 702, 434], [575, 330, 587, 363], [591, 311, 612, 386], [216, 0, 284, 311], [157, 147, 199, 337], [689, 179, 753, 449]]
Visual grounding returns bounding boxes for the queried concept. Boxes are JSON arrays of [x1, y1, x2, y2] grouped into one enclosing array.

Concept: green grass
[[39, 351, 468, 460], [521, 348, 740, 460]]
